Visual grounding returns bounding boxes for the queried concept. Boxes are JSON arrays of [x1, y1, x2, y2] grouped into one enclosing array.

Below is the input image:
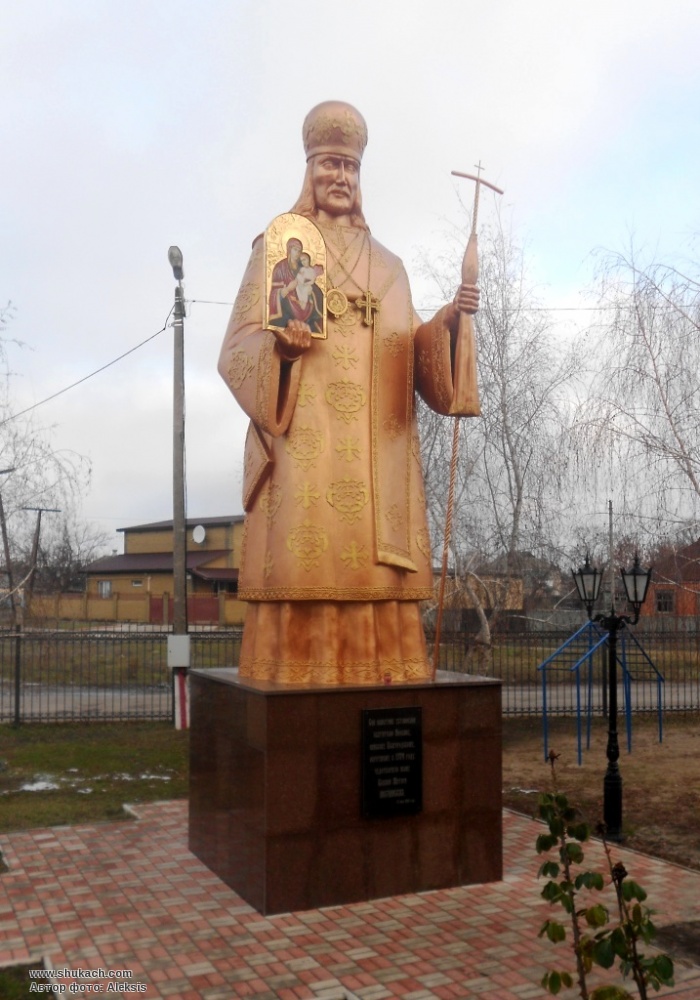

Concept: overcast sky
[[3, 0, 699, 552]]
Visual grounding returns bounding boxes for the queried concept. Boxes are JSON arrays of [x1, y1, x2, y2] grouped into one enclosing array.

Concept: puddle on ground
[[656, 921, 700, 967]]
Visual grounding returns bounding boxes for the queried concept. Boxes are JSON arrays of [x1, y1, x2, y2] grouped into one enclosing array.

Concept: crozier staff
[[219, 100, 480, 685]]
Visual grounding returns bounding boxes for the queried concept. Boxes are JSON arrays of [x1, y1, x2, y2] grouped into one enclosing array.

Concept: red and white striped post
[[167, 635, 191, 730]]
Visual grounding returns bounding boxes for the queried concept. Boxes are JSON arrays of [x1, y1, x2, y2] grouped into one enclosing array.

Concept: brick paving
[[0, 802, 699, 999]]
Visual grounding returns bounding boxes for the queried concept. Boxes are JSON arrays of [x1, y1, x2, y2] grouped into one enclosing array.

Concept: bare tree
[[577, 242, 700, 533], [15, 514, 110, 594], [0, 302, 93, 604]]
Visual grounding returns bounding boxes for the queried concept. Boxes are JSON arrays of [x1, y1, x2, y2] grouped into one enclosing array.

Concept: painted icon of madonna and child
[[265, 213, 326, 338], [268, 235, 325, 337]]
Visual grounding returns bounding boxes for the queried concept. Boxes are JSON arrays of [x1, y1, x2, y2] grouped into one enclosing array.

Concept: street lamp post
[[572, 553, 652, 841]]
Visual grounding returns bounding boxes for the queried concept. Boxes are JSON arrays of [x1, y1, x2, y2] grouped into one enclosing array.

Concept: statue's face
[[311, 155, 359, 217]]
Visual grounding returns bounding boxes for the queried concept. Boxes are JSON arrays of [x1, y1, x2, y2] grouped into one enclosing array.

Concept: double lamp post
[[571, 554, 652, 841]]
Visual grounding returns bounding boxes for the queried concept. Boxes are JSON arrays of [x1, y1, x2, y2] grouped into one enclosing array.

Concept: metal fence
[[0, 627, 243, 723], [430, 626, 700, 716], [1, 625, 698, 723]]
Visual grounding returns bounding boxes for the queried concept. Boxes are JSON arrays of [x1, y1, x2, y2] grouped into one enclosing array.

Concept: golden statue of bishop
[[218, 100, 479, 685]]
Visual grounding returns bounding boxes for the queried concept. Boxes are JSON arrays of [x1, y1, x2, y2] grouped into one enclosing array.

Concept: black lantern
[[621, 553, 652, 619], [572, 554, 603, 620]]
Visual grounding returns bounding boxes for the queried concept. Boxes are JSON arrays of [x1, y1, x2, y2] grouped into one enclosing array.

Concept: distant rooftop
[[118, 515, 244, 534], [88, 517, 244, 578], [86, 551, 232, 574]]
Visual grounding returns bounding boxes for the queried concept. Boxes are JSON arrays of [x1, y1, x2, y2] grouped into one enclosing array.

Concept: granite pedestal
[[189, 668, 502, 915]]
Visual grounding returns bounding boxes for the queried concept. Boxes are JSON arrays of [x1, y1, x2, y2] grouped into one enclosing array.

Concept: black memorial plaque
[[361, 707, 422, 819]]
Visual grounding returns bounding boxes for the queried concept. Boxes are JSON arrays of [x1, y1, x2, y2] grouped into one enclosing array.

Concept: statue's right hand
[[273, 320, 312, 361]]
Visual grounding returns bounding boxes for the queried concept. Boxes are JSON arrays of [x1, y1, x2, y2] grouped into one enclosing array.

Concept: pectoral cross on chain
[[357, 290, 380, 327]]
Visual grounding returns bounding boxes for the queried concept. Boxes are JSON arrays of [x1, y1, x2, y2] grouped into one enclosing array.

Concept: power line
[[2, 293, 694, 429], [188, 298, 234, 306], [189, 297, 619, 313], [185, 297, 695, 314], [1, 307, 174, 427]]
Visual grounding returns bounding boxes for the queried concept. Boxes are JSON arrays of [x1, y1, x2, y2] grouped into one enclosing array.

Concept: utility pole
[[14, 504, 60, 723], [22, 506, 61, 602], [167, 246, 190, 730], [168, 246, 188, 636], [0, 468, 17, 624]]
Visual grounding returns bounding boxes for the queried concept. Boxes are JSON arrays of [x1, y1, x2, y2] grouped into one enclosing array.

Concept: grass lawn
[[0, 722, 189, 833], [0, 963, 45, 999]]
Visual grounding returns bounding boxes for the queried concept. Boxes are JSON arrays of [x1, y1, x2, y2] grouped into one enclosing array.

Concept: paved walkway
[[1, 802, 699, 999]]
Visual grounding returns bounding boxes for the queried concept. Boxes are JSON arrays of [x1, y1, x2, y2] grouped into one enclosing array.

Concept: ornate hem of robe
[[240, 600, 431, 685]]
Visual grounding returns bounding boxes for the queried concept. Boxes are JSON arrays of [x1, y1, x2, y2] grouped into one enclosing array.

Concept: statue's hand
[[454, 283, 480, 315], [274, 320, 312, 361]]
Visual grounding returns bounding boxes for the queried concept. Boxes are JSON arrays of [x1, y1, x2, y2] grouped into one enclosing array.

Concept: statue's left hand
[[273, 319, 312, 361], [454, 283, 480, 315]]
